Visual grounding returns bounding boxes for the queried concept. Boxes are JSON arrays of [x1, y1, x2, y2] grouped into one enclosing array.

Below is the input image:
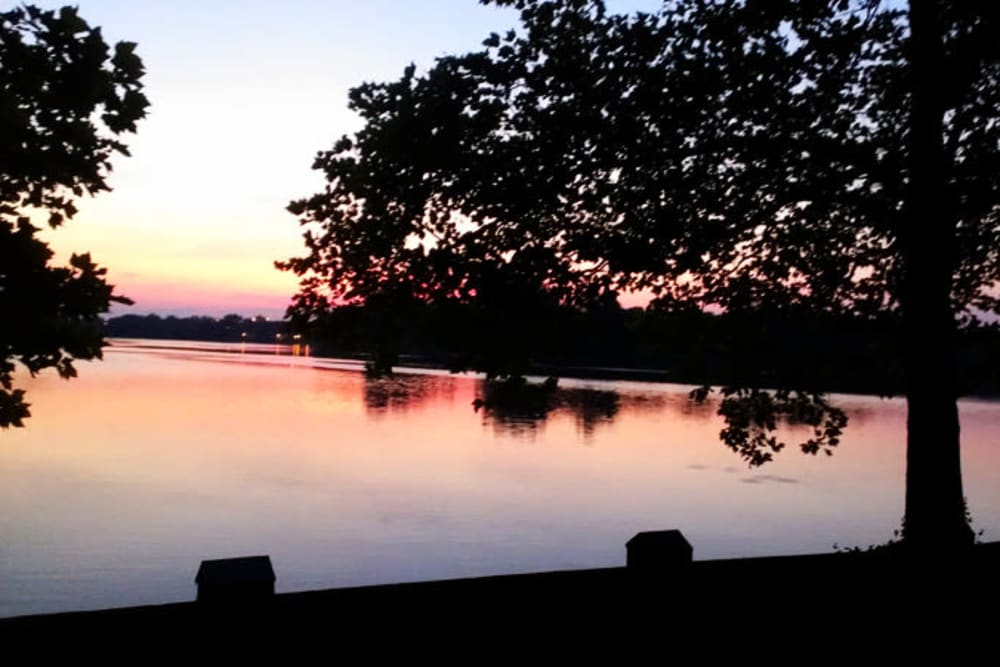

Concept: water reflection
[[561, 389, 620, 440], [473, 378, 558, 439], [364, 375, 439, 416], [2, 340, 999, 619], [361, 375, 636, 440], [473, 382, 686, 442], [741, 474, 800, 485]]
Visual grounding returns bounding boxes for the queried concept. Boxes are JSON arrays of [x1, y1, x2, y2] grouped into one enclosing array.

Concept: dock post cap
[[626, 529, 693, 570], [195, 555, 276, 602]]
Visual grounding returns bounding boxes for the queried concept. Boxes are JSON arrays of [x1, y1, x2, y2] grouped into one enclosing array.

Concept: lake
[[2, 339, 999, 617]]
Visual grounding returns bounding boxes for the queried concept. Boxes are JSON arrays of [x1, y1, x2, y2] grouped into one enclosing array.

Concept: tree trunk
[[900, 0, 974, 549]]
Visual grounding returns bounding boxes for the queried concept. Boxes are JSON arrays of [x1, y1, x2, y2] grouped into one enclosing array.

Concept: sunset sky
[[32, 0, 662, 319]]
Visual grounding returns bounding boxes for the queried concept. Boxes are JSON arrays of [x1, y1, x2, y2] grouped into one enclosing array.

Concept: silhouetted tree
[[281, 0, 1000, 548], [1, 6, 148, 427]]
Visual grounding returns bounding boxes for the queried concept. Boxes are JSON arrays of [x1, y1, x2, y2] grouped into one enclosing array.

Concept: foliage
[[0, 5, 147, 427], [281, 1, 1000, 544]]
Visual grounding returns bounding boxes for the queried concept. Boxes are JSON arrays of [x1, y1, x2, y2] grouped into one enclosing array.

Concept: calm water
[[2, 339, 999, 617]]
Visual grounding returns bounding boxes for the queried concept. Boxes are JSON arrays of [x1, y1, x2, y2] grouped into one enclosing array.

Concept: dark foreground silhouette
[[3, 543, 997, 657]]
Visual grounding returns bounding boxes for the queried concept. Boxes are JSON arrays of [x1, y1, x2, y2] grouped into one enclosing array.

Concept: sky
[[31, 0, 663, 319]]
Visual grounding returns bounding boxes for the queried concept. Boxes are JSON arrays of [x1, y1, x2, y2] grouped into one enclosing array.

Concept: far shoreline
[[105, 336, 1000, 402]]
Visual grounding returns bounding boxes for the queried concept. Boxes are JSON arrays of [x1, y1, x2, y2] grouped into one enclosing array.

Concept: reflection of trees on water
[[670, 391, 717, 420], [475, 380, 685, 441], [838, 402, 876, 426], [363, 374, 455, 415], [361, 371, 858, 447], [481, 414, 547, 439], [473, 378, 557, 440], [561, 389, 620, 441]]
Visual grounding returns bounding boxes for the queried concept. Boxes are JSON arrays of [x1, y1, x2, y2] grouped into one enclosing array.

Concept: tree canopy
[[283, 0, 999, 320], [0, 5, 148, 427], [281, 0, 1000, 547]]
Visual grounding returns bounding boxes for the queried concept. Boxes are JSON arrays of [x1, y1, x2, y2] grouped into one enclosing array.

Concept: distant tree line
[[297, 300, 1000, 398], [106, 306, 1000, 398], [106, 314, 288, 344]]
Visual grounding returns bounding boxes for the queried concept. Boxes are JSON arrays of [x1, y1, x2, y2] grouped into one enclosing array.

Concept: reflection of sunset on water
[[2, 341, 999, 617]]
